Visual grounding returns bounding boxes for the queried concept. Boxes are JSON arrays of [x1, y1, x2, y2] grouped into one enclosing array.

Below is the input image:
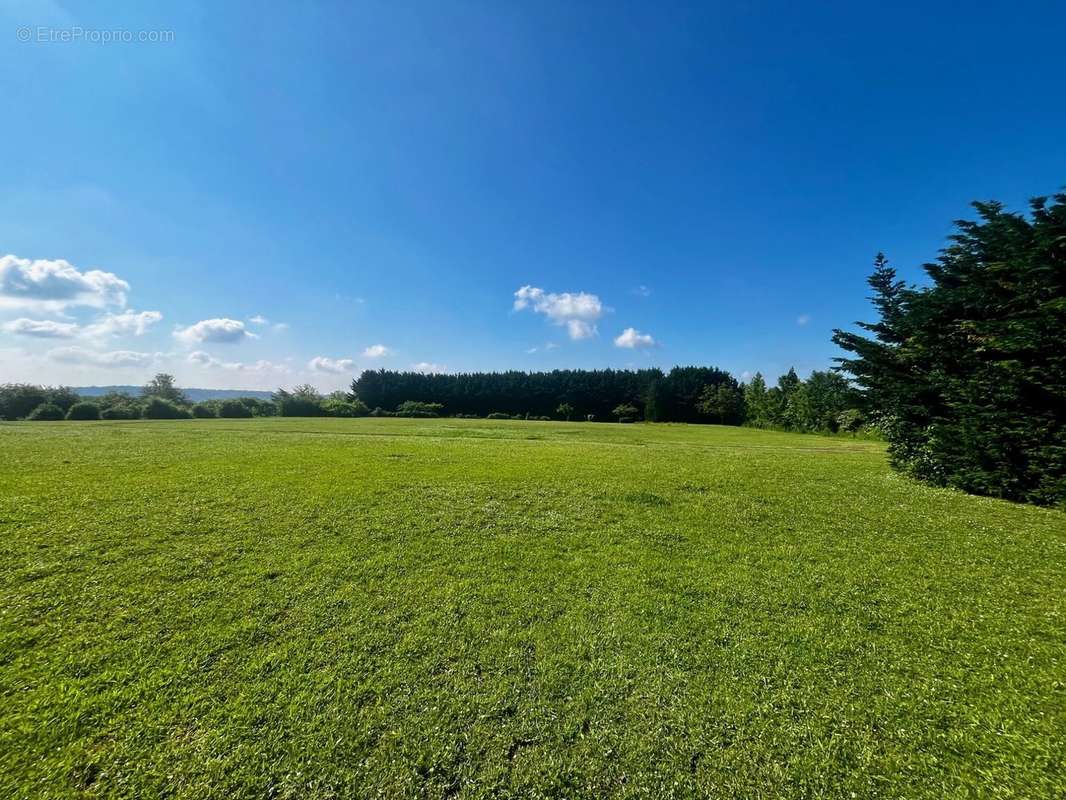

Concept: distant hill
[[73, 386, 275, 402]]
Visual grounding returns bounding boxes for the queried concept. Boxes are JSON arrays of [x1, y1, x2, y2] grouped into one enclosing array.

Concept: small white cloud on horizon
[[174, 318, 257, 345], [248, 314, 268, 325], [513, 285, 605, 341], [411, 361, 447, 374], [362, 344, 390, 358], [796, 314, 811, 326], [0, 254, 130, 311], [308, 356, 355, 374], [613, 327, 656, 349], [189, 350, 289, 373], [2, 318, 79, 338]]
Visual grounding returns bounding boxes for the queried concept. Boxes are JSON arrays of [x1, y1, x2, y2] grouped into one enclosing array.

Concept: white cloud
[[566, 320, 596, 340], [411, 361, 447, 374], [189, 350, 288, 373], [2, 309, 162, 341], [273, 322, 289, 332], [174, 318, 257, 345], [633, 285, 651, 297], [796, 314, 811, 326], [48, 346, 155, 368], [84, 309, 162, 337], [741, 370, 754, 382], [362, 344, 390, 358], [613, 327, 656, 349], [0, 254, 129, 311], [513, 285, 605, 340], [308, 356, 355, 374], [248, 314, 268, 325], [2, 318, 79, 338]]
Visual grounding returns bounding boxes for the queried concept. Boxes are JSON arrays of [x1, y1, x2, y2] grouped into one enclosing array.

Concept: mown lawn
[[0, 418, 1063, 798]]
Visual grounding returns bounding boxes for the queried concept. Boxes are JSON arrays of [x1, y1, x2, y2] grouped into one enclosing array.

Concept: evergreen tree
[[833, 193, 1066, 505]]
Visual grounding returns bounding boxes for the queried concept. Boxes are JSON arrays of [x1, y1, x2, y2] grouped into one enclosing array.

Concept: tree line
[[350, 366, 865, 431], [0, 376, 362, 421], [2, 366, 866, 433]]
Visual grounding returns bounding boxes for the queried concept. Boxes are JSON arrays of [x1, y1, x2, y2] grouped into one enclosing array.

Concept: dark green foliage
[[26, 402, 64, 421], [142, 397, 191, 420], [141, 373, 188, 405], [0, 384, 47, 420], [101, 402, 141, 420], [218, 399, 253, 418], [0, 384, 78, 419], [396, 400, 444, 417], [45, 387, 81, 413], [65, 402, 101, 421], [322, 396, 369, 417], [833, 193, 1066, 506], [273, 385, 326, 417], [696, 381, 744, 424], [612, 403, 639, 422], [352, 367, 744, 424], [191, 403, 218, 419]]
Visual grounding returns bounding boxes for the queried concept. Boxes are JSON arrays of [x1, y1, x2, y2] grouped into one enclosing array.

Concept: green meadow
[[1, 418, 1063, 798]]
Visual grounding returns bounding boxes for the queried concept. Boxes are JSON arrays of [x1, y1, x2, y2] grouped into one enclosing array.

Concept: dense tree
[[697, 382, 744, 424], [273, 385, 326, 417], [141, 374, 188, 405], [0, 384, 47, 420], [556, 402, 575, 421], [743, 373, 771, 427], [352, 367, 730, 423], [833, 193, 1066, 505]]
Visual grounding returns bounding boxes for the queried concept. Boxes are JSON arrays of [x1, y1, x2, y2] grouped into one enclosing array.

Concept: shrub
[[66, 402, 101, 421], [142, 397, 191, 419], [101, 403, 141, 420], [612, 403, 639, 423], [192, 403, 218, 418], [218, 399, 253, 418], [396, 400, 443, 417], [323, 396, 369, 417], [487, 412, 511, 420], [27, 402, 65, 421], [370, 407, 395, 417]]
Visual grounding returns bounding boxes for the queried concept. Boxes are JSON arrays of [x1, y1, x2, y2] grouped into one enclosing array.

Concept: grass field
[[1, 418, 1063, 798]]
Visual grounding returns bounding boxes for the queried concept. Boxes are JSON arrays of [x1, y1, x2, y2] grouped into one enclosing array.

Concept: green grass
[[1, 418, 1063, 799]]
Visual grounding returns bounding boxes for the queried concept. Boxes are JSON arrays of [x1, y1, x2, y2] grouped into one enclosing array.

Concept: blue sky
[[2, 0, 1064, 391]]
